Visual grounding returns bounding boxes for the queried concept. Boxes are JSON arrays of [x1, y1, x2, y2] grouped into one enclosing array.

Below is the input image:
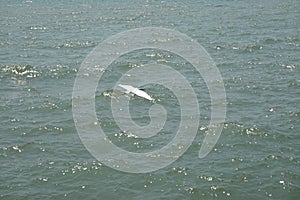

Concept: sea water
[[0, 0, 299, 199]]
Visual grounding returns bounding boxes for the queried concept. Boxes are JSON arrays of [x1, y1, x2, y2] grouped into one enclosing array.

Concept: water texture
[[0, 0, 299, 199]]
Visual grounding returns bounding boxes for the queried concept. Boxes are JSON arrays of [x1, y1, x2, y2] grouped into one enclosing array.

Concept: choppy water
[[1, 0, 299, 199]]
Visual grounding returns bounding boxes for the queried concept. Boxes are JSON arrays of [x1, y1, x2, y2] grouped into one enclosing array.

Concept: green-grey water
[[1, 0, 299, 199]]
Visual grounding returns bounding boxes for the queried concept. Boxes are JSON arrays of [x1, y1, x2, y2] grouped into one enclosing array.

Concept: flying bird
[[118, 84, 154, 101]]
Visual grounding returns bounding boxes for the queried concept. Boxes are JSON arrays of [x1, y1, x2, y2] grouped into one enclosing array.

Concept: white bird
[[118, 84, 154, 101]]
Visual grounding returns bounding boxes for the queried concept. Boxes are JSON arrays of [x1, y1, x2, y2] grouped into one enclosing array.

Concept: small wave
[[263, 37, 282, 44], [1, 141, 36, 154], [57, 40, 96, 48], [1, 64, 79, 80], [1, 65, 40, 78], [29, 26, 47, 31], [61, 161, 103, 176], [244, 44, 263, 52]]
